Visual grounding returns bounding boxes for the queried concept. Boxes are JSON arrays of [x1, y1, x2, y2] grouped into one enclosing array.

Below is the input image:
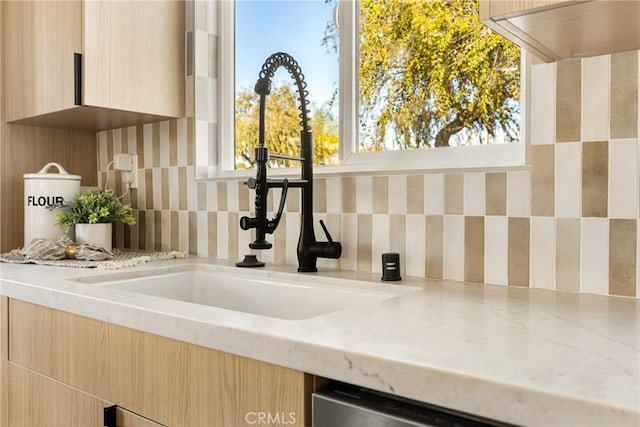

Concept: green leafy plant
[[52, 189, 136, 232]]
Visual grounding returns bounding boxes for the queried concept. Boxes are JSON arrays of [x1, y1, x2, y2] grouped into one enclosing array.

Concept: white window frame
[[211, 0, 530, 179]]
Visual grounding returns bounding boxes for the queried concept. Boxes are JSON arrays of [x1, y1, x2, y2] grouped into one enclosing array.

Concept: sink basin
[[75, 264, 420, 320]]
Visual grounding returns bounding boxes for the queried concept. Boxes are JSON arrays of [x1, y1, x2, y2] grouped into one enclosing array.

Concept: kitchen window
[[213, 0, 529, 178]]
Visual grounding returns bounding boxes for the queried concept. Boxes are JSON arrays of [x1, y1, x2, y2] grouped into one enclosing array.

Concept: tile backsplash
[[97, 4, 640, 299]]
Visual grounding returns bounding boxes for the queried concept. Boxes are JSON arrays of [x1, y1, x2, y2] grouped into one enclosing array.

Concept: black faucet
[[238, 52, 341, 272]]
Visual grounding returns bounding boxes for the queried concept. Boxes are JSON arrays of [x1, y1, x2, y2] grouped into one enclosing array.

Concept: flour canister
[[24, 162, 81, 245]]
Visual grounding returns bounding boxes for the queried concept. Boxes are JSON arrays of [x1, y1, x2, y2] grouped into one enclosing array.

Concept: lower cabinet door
[[8, 363, 165, 427], [8, 363, 106, 427]]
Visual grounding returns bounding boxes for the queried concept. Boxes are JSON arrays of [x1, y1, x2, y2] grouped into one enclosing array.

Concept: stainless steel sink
[[76, 264, 420, 320]]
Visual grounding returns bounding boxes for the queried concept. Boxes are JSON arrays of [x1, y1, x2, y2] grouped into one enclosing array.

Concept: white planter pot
[[75, 223, 113, 251]]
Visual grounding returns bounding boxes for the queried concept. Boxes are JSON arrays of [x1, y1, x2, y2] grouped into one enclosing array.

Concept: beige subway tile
[[137, 123, 146, 169], [485, 216, 508, 286], [531, 145, 555, 216], [464, 173, 485, 216], [464, 216, 485, 283], [507, 171, 531, 217], [238, 181, 250, 212], [508, 217, 530, 287], [555, 142, 581, 218], [152, 168, 162, 211], [444, 174, 463, 215], [313, 178, 327, 213], [161, 168, 170, 210], [406, 175, 424, 214], [444, 215, 464, 281], [486, 172, 506, 216], [530, 217, 555, 290], [161, 211, 172, 251], [356, 176, 373, 214], [169, 168, 179, 211], [425, 174, 444, 215], [197, 181, 207, 211], [556, 59, 582, 142], [285, 213, 300, 266], [581, 218, 609, 295], [188, 211, 197, 255], [136, 210, 151, 251], [556, 218, 581, 293], [207, 212, 217, 257], [357, 214, 373, 272], [405, 215, 426, 277], [145, 169, 154, 210], [611, 51, 639, 139], [341, 213, 357, 271], [273, 213, 286, 266], [179, 167, 188, 211], [342, 177, 356, 213], [152, 122, 161, 167], [326, 177, 342, 213], [227, 212, 239, 260], [372, 215, 390, 273], [390, 215, 406, 276], [187, 116, 195, 166], [531, 62, 556, 145], [426, 215, 444, 279], [169, 120, 178, 166], [216, 181, 227, 211], [582, 55, 610, 142], [582, 141, 608, 217], [154, 211, 162, 252], [372, 176, 388, 214], [609, 219, 637, 297], [389, 175, 407, 215], [609, 139, 638, 219], [286, 185, 300, 213], [159, 121, 170, 167]]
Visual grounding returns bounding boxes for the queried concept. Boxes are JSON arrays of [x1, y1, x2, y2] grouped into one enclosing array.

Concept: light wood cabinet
[[8, 363, 163, 427], [479, 0, 640, 62], [3, 298, 314, 427], [2, 0, 184, 131]]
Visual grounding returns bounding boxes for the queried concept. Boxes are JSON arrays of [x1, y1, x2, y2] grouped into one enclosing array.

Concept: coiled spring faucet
[[238, 52, 341, 272]]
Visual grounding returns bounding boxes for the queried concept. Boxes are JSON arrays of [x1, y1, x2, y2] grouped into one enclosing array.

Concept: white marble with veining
[[0, 258, 638, 426]]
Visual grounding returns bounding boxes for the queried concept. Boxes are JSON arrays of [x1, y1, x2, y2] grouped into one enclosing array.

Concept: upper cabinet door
[[479, 0, 640, 62], [2, 0, 185, 131], [2, 0, 82, 121], [83, 0, 184, 119]]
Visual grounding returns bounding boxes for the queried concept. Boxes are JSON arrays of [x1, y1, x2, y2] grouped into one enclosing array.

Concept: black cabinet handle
[[103, 405, 117, 427], [74, 52, 82, 106]]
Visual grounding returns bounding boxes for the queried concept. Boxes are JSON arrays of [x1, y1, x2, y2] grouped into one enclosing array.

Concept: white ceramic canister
[[24, 162, 81, 246]]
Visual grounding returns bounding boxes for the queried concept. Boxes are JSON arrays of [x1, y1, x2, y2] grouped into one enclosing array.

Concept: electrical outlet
[[113, 153, 133, 171], [129, 155, 138, 189]]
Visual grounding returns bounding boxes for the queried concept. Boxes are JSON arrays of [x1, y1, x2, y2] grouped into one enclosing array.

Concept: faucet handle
[[318, 219, 334, 243], [266, 178, 289, 233]]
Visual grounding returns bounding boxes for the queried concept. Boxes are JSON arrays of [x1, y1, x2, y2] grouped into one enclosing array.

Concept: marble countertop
[[0, 257, 638, 426]]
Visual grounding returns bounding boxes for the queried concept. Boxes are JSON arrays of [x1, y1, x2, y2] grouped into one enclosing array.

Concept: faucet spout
[[237, 52, 341, 272]]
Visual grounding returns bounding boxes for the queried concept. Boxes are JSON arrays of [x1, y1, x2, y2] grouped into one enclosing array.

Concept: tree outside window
[[234, 0, 520, 169]]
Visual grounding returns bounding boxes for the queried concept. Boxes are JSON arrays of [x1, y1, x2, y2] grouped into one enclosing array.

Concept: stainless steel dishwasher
[[312, 382, 515, 427]]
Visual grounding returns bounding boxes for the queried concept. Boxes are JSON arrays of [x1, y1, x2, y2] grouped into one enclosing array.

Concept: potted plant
[[52, 188, 136, 251]]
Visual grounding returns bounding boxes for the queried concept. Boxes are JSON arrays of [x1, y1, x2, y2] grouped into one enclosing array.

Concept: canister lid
[[24, 162, 81, 181]]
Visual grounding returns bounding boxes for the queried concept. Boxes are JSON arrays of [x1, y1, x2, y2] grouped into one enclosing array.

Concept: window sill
[[197, 143, 528, 181]]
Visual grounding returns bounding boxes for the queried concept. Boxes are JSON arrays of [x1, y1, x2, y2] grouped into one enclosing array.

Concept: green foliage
[[235, 84, 339, 168], [52, 189, 136, 232], [359, 0, 521, 148]]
